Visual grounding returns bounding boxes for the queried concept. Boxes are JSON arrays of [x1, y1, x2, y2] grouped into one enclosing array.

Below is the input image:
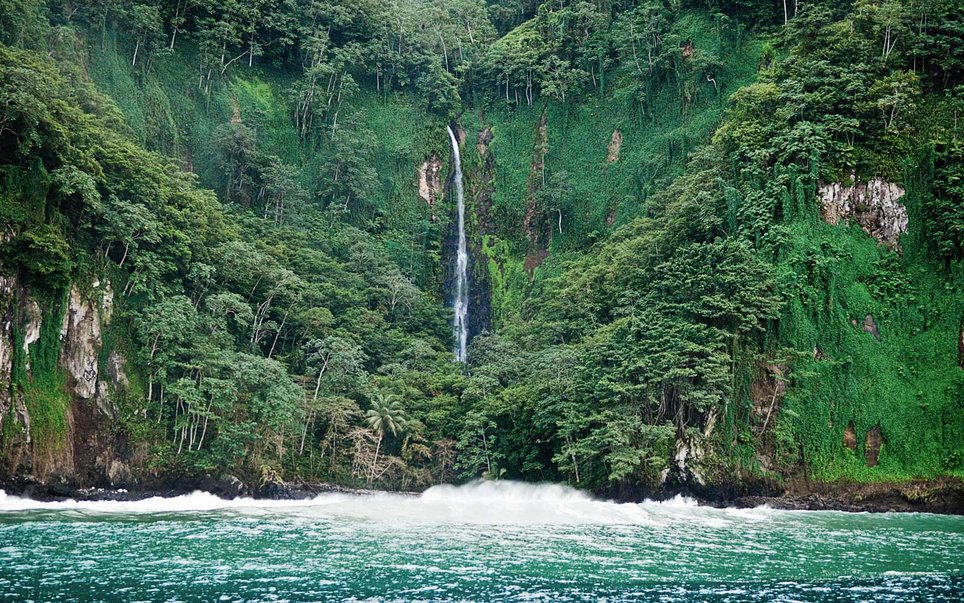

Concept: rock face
[[417, 154, 443, 220], [819, 178, 908, 250], [843, 424, 857, 450], [865, 427, 883, 467], [0, 277, 17, 444], [752, 364, 787, 432], [607, 129, 622, 163], [60, 285, 101, 400], [0, 277, 133, 488]]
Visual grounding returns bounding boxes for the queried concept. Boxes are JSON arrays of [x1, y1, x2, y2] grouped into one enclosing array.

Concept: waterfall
[[447, 125, 469, 362]]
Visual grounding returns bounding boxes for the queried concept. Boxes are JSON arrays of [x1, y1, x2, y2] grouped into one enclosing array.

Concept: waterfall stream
[[447, 125, 469, 362]]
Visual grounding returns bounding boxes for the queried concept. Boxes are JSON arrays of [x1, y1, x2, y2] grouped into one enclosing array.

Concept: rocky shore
[[725, 478, 964, 515]]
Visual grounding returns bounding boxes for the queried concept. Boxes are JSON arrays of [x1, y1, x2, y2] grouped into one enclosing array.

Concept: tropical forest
[[0, 0, 962, 504]]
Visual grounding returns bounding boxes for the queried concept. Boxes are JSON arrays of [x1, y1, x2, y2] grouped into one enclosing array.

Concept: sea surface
[[0, 481, 962, 602]]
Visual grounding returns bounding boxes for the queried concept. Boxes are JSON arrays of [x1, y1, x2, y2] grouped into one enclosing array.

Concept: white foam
[[0, 482, 722, 525], [0, 488, 352, 514]]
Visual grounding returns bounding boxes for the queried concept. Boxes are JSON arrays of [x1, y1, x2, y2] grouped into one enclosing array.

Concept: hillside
[[0, 0, 962, 503]]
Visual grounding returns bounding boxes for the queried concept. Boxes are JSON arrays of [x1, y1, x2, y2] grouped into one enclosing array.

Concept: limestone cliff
[[819, 177, 908, 250], [0, 275, 133, 490]]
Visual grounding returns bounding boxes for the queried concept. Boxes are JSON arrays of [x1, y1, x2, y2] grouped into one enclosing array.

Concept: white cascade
[[447, 125, 469, 362]]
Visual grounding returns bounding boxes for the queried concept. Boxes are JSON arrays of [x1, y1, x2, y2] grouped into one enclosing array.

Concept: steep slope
[[0, 0, 961, 504]]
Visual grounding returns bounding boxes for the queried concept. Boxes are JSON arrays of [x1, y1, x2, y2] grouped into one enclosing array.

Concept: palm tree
[[365, 393, 406, 484]]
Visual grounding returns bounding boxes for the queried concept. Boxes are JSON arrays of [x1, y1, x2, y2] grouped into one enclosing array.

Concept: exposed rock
[[607, 129, 622, 163], [732, 478, 964, 515], [751, 364, 787, 433], [99, 280, 114, 324], [417, 154, 443, 211], [477, 126, 493, 157], [524, 248, 548, 272], [0, 277, 32, 462], [0, 277, 14, 435], [843, 423, 857, 450], [59, 285, 101, 400], [22, 299, 42, 353], [865, 427, 882, 467], [106, 351, 129, 389], [107, 459, 132, 487], [862, 314, 881, 341], [819, 177, 908, 250]]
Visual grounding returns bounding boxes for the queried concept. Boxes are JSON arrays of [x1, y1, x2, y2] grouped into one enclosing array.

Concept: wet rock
[[865, 427, 882, 467], [843, 423, 857, 450], [108, 460, 132, 487], [47, 473, 79, 498], [193, 474, 247, 499], [819, 177, 908, 250], [607, 129, 622, 163], [862, 314, 881, 340]]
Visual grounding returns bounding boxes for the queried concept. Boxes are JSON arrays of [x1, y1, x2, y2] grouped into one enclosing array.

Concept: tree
[[365, 393, 407, 483], [128, 3, 164, 67]]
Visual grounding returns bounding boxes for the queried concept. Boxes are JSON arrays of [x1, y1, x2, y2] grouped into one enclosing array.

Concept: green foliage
[[1, 223, 73, 288], [0, 0, 961, 495]]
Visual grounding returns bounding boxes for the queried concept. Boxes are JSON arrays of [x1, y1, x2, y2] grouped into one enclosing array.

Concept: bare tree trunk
[[369, 434, 382, 484]]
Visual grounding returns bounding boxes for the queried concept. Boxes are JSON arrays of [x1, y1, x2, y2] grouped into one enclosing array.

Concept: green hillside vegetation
[[0, 0, 961, 495]]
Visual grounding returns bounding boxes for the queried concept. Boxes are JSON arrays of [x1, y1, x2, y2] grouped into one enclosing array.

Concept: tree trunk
[[369, 434, 383, 484]]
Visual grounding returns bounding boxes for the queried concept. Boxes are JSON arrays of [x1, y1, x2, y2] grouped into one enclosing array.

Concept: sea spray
[[0, 481, 707, 525]]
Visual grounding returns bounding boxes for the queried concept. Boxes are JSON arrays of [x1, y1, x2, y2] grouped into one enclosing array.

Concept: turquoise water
[[1, 482, 962, 602]]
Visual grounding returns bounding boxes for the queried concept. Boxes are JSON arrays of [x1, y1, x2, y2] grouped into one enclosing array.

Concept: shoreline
[[2, 476, 962, 515]]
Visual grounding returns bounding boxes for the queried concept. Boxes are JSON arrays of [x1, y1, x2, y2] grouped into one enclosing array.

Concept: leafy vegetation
[[0, 0, 961, 494]]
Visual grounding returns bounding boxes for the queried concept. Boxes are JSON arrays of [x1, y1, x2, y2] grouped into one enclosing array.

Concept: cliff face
[[819, 178, 908, 250], [0, 273, 133, 491]]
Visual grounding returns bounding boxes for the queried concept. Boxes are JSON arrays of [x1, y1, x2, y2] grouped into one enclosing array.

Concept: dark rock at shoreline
[[722, 478, 964, 515]]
